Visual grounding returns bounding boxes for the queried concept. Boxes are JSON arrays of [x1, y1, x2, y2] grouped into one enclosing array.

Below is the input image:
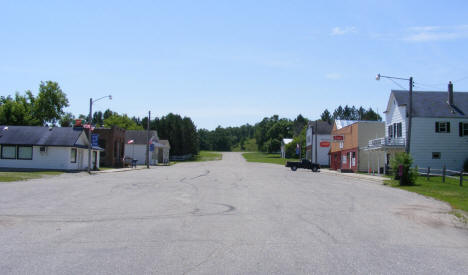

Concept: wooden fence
[[417, 166, 467, 187]]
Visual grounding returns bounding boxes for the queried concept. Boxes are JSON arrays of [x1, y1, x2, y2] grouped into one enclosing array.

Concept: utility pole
[[88, 98, 92, 173], [376, 74, 413, 154], [146, 111, 150, 168], [406, 77, 413, 154]]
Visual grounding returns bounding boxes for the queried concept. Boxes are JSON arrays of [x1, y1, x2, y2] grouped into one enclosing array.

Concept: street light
[[88, 95, 112, 173], [376, 74, 413, 153]]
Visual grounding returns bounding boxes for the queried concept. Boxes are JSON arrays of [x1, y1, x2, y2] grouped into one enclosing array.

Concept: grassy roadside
[[192, 151, 223, 162], [385, 176, 468, 213], [0, 171, 64, 182], [242, 152, 299, 165]]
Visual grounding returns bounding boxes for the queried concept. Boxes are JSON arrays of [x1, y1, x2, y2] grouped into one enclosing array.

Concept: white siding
[[124, 144, 159, 165], [0, 146, 98, 170], [311, 134, 331, 166], [385, 94, 407, 139], [410, 117, 468, 170]]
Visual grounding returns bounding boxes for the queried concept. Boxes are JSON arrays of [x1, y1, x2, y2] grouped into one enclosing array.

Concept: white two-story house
[[364, 83, 468, 172]]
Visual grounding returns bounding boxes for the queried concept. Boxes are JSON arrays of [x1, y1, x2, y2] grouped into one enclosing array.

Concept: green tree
[[104, 114, 143, 130], [320, 109, 332, 123], [60, 112, 75, 127], [34, 81, 69, 125]]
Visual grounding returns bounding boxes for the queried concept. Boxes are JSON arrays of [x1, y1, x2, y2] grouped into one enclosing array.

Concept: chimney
[[448, 81, 454, 106]]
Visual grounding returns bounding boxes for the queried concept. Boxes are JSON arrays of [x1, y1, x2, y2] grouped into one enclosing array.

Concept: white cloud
[[325, 73, 342, 80], [404, 25, 468, 42], [331, 26, 357, 36]]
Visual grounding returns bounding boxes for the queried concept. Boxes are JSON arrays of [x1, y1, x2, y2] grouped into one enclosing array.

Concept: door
[[93, 151, 97, 170], [78, 150, 83, 170]]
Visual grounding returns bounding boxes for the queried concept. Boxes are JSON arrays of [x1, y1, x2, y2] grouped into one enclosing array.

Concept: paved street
[[1, 152, 467, 274]]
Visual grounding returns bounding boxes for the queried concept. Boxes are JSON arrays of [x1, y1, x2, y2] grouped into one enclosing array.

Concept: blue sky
[[1, 0, 468, 130]]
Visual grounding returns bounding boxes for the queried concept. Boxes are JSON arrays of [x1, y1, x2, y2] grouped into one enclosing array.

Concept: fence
[[417, 166, 467, 187]]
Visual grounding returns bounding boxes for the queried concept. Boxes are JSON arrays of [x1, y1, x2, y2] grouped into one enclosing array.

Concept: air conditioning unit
[[40, 146, 47, 153]]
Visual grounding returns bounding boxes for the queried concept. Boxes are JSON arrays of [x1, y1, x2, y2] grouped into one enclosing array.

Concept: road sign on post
[[91, 134, 99, 147]]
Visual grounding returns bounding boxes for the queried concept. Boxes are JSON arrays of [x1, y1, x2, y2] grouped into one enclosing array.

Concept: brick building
[[93, 126, 126, 167], [330, 120, 385, 172]]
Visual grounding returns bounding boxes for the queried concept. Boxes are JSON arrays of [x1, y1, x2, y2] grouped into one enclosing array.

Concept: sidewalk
[[321, 168, 386, 183], [91, 166, 148, 174]]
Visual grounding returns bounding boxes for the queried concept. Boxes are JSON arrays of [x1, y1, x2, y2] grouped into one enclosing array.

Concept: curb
[[90, 167, 148, 174], [320, 169, 385, 183]]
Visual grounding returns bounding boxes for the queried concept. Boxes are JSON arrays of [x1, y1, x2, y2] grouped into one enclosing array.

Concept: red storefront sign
[[320, 141, 330, 147], [333, 135, 344, 141]]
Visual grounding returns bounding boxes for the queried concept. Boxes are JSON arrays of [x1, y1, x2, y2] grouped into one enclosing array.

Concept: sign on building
[[91, 134, 99, 147]]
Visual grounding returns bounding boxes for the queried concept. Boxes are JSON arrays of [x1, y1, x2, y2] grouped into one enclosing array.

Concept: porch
[[361, 137, 406, 175]]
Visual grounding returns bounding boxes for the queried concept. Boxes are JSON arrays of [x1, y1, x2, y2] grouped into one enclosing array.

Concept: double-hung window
[[460, 122, 468, 136], [70, 148, 77, 163], [435, 122, 450, 133]]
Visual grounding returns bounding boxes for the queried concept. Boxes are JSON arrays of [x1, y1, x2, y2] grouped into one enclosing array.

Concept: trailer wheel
[[291, 166, 297, 171], [312, 166, 318, 172]]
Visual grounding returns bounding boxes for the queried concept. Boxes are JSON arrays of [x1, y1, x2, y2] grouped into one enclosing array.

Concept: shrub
[[390, 152, 418, 186]]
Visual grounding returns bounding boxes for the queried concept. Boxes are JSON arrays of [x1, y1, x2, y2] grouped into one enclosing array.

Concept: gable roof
[[308, 121, 333, 134], [0, 126, 85, 146], [391, 90, 468, 118], [125, 130, 159, 144], [334, 120, 383, 130], [282, 138, 293, 145], [159, 140, 170, 148]]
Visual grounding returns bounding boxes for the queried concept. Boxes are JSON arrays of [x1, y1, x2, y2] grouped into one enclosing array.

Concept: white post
[[368, 151, 370, 174], [378, 153, 380, 175]]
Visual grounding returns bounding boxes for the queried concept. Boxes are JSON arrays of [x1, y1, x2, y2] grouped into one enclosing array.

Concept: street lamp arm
[[376, 74, 410, 81], [92, 95, 112, 104]]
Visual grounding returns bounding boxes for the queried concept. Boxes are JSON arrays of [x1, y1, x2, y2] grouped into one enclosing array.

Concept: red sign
[[320, 141, 330, 147], [333, 135, 344, 141]]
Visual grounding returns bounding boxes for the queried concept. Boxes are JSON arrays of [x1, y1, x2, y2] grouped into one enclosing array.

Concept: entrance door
[[77, 150, 83, 170], [93, 151, 97, 170]]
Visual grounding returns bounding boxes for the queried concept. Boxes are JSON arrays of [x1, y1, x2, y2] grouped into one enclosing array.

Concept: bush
[[390, 152, 418, 186]]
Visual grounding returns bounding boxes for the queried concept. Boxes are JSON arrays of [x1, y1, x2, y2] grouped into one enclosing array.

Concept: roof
[[307, 121, 333, 134], [125, 130, 159, 144], [282, 138, 293, 145], [391, 90, 468, 118], [0, 126, 84, 146], [159, 140, 171, 149], [334, 120, 383, 130]]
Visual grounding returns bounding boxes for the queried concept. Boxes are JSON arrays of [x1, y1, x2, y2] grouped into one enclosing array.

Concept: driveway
[[0, 152, 467, 274]]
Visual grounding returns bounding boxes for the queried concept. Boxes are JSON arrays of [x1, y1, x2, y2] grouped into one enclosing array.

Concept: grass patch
[[0, 171, 63, 182], [386, 176, 468, 213], [242, 152, 299, 165], [232, 138, 258, 152], [98, 166, 115, 171], [192, 151, 223, 162]]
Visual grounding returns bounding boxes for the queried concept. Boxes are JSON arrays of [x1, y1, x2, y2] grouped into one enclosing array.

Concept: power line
[[453, 75, 468, 83], [387, 78, 407, 90]]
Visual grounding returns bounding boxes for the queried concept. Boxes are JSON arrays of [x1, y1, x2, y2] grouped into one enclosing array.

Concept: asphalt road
[[1, 152, 467, 274]]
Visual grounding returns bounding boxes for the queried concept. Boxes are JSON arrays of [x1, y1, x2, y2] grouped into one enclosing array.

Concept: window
[[397, 122, 402, 137], [388, 125, 393, 138], [1, 145, 16, 159], [435, 122, 450, 133], [70, 148, 77, 163], [432, 152, 441, 159], [17, 146, 33, 160], [460, 122, 468, 136]]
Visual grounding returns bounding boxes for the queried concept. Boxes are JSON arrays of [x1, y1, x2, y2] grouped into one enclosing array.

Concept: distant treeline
[[198, 105, 382, 154]]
